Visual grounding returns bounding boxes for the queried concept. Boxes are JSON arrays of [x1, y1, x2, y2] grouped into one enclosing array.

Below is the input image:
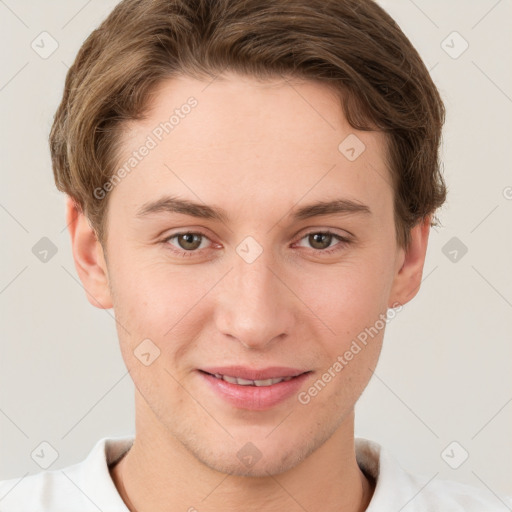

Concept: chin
[[180, 426, 328, 478]]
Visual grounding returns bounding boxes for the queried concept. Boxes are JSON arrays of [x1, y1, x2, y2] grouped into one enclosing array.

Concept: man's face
[[100, 73, 408, 476]]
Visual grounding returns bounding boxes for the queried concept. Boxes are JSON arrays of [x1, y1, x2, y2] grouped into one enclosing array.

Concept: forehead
[[111, 73, 393, 222]]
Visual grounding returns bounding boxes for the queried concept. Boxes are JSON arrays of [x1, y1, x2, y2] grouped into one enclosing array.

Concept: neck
[[110, 401, 374, 512]]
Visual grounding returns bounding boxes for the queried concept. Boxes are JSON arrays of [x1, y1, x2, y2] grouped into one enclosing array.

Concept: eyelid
[[294, 226, 352, 241]]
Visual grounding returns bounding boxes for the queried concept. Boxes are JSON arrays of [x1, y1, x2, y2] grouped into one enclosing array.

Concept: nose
[[214, 249, 295, 350]]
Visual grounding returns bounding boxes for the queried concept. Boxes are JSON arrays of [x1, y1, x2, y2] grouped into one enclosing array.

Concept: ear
[[388, 216, 431, 308], [65, 196, 113, 309]]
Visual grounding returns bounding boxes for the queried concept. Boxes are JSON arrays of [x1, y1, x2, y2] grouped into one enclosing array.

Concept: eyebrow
[[135, 195, 372, 223]]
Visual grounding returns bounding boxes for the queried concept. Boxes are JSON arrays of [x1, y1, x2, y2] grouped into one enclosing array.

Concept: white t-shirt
[[0, 436, 510, 511]]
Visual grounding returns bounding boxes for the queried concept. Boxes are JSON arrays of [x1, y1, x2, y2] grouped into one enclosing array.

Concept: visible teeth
[[211, 373, 294, 386], [222, 375, 239, 384], [254, 378, 274, 386], [236, 377, 255, 385]]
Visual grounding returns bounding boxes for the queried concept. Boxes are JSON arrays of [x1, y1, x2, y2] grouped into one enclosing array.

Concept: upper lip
[[200, 366, 309, 380]]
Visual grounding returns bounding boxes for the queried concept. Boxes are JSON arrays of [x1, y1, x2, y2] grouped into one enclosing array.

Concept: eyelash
[[161, 230, 351, 258]]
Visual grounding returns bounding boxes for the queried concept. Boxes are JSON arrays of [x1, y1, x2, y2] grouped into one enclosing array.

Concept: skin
[[67, 73, 430, 512]]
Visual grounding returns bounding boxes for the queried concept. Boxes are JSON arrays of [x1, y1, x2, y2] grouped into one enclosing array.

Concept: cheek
[[108, 252, 213, 352], [290, 247, 393, 384], [109, 245, 174, 320], [296, 257, 391, 331]]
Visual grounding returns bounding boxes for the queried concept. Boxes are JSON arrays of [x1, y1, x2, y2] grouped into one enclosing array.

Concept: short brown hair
[[50, 0, 447, 249]]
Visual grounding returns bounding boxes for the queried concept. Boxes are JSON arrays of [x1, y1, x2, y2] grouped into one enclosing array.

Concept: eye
[[164, 232, 212, 256], [295, 230, 350, 254]]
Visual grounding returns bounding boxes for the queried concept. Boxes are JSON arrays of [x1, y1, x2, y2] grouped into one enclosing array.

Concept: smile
[[209, 373, 294, 386]]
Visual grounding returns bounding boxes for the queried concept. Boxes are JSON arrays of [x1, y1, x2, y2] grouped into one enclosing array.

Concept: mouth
[[200, 371, 297, 387], [197, 367, 312, 410], [198, 365, 310, 383]]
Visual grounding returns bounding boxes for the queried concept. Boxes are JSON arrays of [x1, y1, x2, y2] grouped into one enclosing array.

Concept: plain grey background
[[1, 0, 511, 501]]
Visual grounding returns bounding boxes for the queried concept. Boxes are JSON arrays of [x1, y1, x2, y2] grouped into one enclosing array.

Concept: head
[[51, 0, 446, 476]]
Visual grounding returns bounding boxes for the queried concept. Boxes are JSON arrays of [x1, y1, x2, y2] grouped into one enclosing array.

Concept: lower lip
[[199, 371, 311, 411]]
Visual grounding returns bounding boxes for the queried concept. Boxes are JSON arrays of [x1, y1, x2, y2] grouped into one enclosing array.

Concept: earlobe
[[387, 216, 431, 308], [65, 196, 113, 309]]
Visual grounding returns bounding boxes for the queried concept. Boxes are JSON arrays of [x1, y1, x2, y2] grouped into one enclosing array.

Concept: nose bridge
[[215, 244, 293, 349]]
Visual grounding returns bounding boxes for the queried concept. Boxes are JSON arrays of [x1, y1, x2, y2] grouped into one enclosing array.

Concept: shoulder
[[355, 438, 512, 511], [0, 436, 134, 512], [400, 469, 512, 511], [0, 462, 90, 511]]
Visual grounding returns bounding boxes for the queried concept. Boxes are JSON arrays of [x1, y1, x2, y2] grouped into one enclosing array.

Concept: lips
[[200, 366, 308, 382], [198, 368, 312, 410], [208, 373, 294, 386]]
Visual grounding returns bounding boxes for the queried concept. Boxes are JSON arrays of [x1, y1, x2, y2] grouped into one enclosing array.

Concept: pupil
[[180, 233, 201, 250], [310, 233, 331, 249]]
